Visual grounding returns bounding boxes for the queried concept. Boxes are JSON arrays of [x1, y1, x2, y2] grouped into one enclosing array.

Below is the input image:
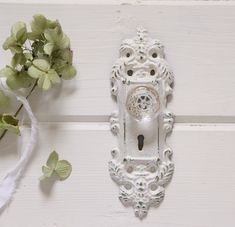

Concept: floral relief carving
[[109, 28, 174, 219]]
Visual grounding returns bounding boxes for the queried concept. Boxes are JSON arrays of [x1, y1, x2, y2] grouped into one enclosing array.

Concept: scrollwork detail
[[109, 28, 174, 219]]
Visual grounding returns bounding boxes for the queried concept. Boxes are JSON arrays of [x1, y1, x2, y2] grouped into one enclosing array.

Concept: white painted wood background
[[0, 1, 235, 226]]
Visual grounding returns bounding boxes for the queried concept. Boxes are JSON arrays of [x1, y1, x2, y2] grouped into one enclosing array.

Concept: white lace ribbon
[[0, 83, 38, 213]]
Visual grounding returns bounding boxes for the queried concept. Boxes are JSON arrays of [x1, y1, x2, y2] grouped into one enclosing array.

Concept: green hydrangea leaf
[[32, 40, 44, 53], [55, 160, 72, 180], [48, 69, 60, 84], [27, 32, 39, 41], [60, 49, 73, 64], [33, 59, 50, 72], [11, 53, 26, 68], [40, 151, 72, 181], [19, 71, 32, 88], [44, 28, 59, 43], [2, 37, 15, 50], [24, 52, 33, 61], [28, 65, 44, 79], [0, 90, 10, 110], [29, 59, 61, 90], [11, 21, 27, 44], [47, 19, 60, 29], [2, 22, 26, 53], [44, 27, 70, 49], [35, 69, 60, 90], [3, 36, 22, 54], [3, 69, 32, 90], [6, 75, 21, 90], [2, 114, 18, 125], [46, 150, 59, 169], [0, 66, 16, 78], [9, 45, 22, 54], [0, 114, 20, 135], [44, 42, 54, 55], [52, 59, 66, 73], [30, 14, 48, 37], [57, 33, 70, 49], [2, 14, 76, 93], [24, 61, 32, 69], [53, 49, 73, 68], [38, 74, 51, 90], [61, 65, 76, 80], [52, 49, 74, 74], [40, 166, 53, 180]]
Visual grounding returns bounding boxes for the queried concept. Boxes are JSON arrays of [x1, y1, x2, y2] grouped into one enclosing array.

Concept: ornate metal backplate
[[109, 28, 174, 219]]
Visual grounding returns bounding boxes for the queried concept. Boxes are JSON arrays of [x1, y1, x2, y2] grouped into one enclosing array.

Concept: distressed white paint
[[0, 1, 235, 226], [109, 28, 174, 218]]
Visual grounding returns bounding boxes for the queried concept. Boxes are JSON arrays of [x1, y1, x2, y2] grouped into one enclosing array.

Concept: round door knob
[[126, 86, 160, 120]]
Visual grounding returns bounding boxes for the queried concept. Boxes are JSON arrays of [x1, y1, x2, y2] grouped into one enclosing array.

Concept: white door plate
[[109, 28, 174, 219]]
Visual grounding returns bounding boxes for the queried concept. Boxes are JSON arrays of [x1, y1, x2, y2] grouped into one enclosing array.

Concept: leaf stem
[[0, 79, 38, 141]]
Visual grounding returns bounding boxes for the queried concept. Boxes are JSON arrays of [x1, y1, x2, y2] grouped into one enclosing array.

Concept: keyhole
[[137, 134, 144, 151]]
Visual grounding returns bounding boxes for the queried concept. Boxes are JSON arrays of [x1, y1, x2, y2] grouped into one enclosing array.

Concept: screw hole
[[126, 52, 130, 57], [127, 70, 133, 76], [152, 53, 157, 58], [150, 69, 155, 76]]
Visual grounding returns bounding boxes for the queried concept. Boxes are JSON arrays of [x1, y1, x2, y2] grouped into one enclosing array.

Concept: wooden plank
[[0, 1, 235, 5], [0, 4, 235, 121], [0, 123, 235, 226]]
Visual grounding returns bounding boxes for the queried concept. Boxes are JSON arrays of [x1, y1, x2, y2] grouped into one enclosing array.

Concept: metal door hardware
[[109, 28, 174, 219]]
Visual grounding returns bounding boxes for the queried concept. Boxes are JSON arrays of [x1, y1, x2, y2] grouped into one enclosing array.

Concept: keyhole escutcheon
[[137, 134, 144, 151]]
